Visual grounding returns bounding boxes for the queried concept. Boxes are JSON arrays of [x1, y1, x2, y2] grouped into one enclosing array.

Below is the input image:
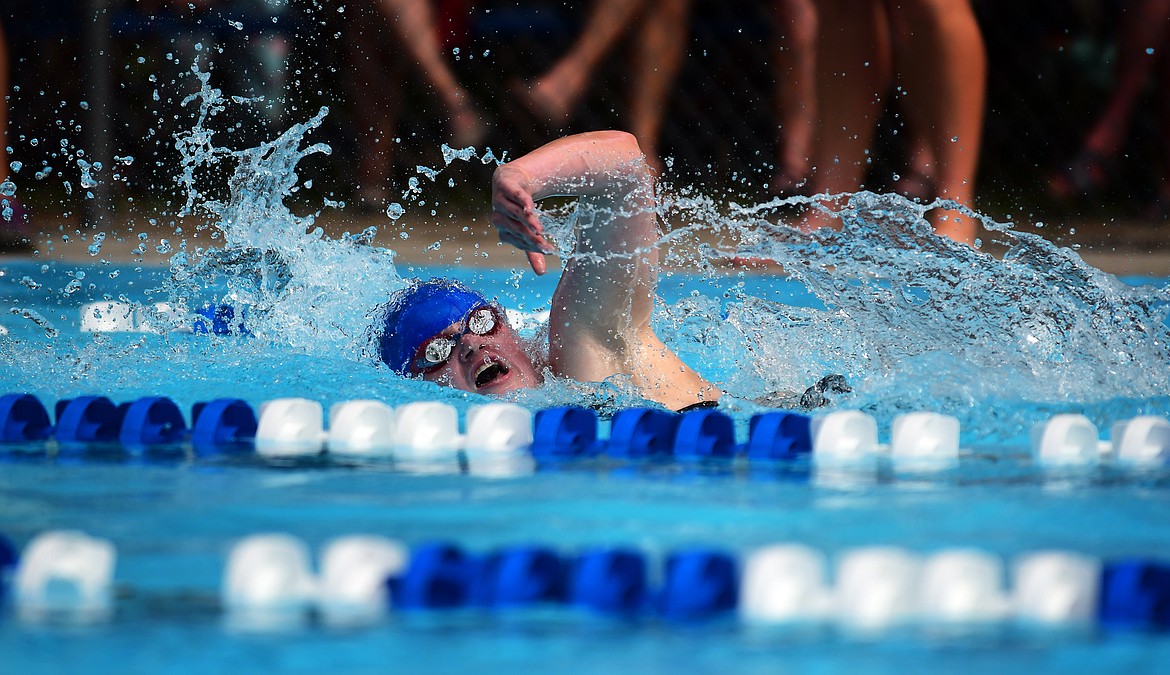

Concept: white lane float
[[811, 411, 879, 462], [919, 549, 1010, 623], [326, 400, 396, 456], [79, 301, 187, 333], [1011, 551, 1101, 625], [1110, 416, 1170, 464], [394, 401, 462, 456], [15, 530, 116, 622], [1030, 414, 1100, 465], [890, 412, 961, 467], [834, 546, 922, 632], [465, 403, 533, 453], [318, 535, 408, 626], [255, 398, 325, 457], [222, 534, 317, 631], [739, 544, 832, 624]]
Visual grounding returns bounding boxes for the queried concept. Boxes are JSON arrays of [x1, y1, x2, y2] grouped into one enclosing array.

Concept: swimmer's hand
[[492, 165, 556, 275]]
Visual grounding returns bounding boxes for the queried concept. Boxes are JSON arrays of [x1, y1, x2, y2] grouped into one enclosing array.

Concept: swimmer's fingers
[[493, 197, 549, 249], [491, 172, 535, 220], [496, 228, 548, 275], [492, 170, 552, 251], [493, 180, 533, 212], [492, 211, 554, 254], [496, 226, 541, 253]]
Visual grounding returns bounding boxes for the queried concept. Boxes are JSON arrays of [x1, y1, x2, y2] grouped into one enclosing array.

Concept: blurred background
[[1, 0, 1168, 257]]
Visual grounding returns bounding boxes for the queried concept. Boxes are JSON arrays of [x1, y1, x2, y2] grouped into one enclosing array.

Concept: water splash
[[2, 63, 1166, 444], [159, 83, 1165, 440], [9, 308, 59, 338], [163, 64, 402, 355], [651, 188, 1170, 439]]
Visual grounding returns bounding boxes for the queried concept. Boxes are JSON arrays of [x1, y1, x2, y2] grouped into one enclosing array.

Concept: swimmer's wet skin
[[375, 279, 850, 411], [375, 131, 849, 412], [377, 280, 543, 396], [374, 131, 717, 411]]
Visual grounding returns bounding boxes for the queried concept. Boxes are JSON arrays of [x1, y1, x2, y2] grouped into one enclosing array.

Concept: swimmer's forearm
[[503, 131, 651, 200]]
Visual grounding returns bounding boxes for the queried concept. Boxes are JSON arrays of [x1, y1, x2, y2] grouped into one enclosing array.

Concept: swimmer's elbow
[[585, 130, 646, 165], [614, 131, 650, 166], [598, 129, 639, 150]]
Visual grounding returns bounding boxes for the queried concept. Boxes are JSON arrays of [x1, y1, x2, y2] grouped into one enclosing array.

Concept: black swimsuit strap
[[676, 400, 719, 413]]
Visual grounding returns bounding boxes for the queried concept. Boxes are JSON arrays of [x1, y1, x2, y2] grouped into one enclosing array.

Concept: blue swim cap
[[378, 279, 489, 374]]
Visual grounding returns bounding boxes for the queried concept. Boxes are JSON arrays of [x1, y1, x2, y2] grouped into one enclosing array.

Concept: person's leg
[[888, 0, 986, 243], [1049, 0, 1170, 202], [346, 7, 403, 208], [626, 0, 691, 170], [521, 0, 646, 124], [886, 7, 935, 201], [376, 0, 484, 146], [1081, 0, 1170, 160], [1151, 34, 1170, 214], [771, 0, 817, 193], [806, 0, 892, 198]]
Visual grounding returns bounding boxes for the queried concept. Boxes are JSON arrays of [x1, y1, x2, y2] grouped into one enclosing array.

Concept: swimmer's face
[[410, 306, 542, 395]]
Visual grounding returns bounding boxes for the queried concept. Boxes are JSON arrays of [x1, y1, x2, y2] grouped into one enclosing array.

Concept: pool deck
[[2, 207, 1167, 277]]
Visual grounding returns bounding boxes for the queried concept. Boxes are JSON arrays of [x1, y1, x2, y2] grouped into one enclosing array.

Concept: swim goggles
[[410, 304, 503, 374]]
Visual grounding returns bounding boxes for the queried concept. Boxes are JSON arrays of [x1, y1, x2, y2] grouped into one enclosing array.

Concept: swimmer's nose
[[456, 334, 481, 362]]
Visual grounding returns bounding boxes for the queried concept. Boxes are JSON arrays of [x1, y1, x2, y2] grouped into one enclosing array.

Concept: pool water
[[3, 73, 1170, 671], [3, 258, 1170, 672], [4, 418, 1170, 673]]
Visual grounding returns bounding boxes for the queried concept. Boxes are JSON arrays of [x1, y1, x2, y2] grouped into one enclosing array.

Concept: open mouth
[[474, 360, 509, 389]]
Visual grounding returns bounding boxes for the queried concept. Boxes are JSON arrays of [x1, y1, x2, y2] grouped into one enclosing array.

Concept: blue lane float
[[0, 394, 51, 443], [476, 546, 566, 608], [390, 542, 475, 610], [531, 407, 599, 459], [658, 548, 739, 621], [191, 398, 259, 453], [747, 411, 813, 461], [55, 396, 124, 445], [608, 408, 679, 459], [0, 393, 256, 454], [568, 547, 648, 615], [1098, 559, 1170, 630], [0, 534, 14, 622], [119, 396, 188, 447], [674, 410, 736, 460]]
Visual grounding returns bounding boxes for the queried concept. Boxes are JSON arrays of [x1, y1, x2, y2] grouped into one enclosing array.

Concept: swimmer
[[375, 131, 847, 411]]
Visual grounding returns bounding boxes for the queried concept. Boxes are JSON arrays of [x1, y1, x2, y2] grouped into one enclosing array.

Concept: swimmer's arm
[[493, 131, 721, 409], [493, 130, 657, 332], [491, 130, 653, 276]]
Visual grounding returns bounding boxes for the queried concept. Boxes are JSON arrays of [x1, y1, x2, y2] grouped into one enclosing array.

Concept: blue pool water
[[2, 256, 1170, 672], [3, 73, 1170, 672]]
